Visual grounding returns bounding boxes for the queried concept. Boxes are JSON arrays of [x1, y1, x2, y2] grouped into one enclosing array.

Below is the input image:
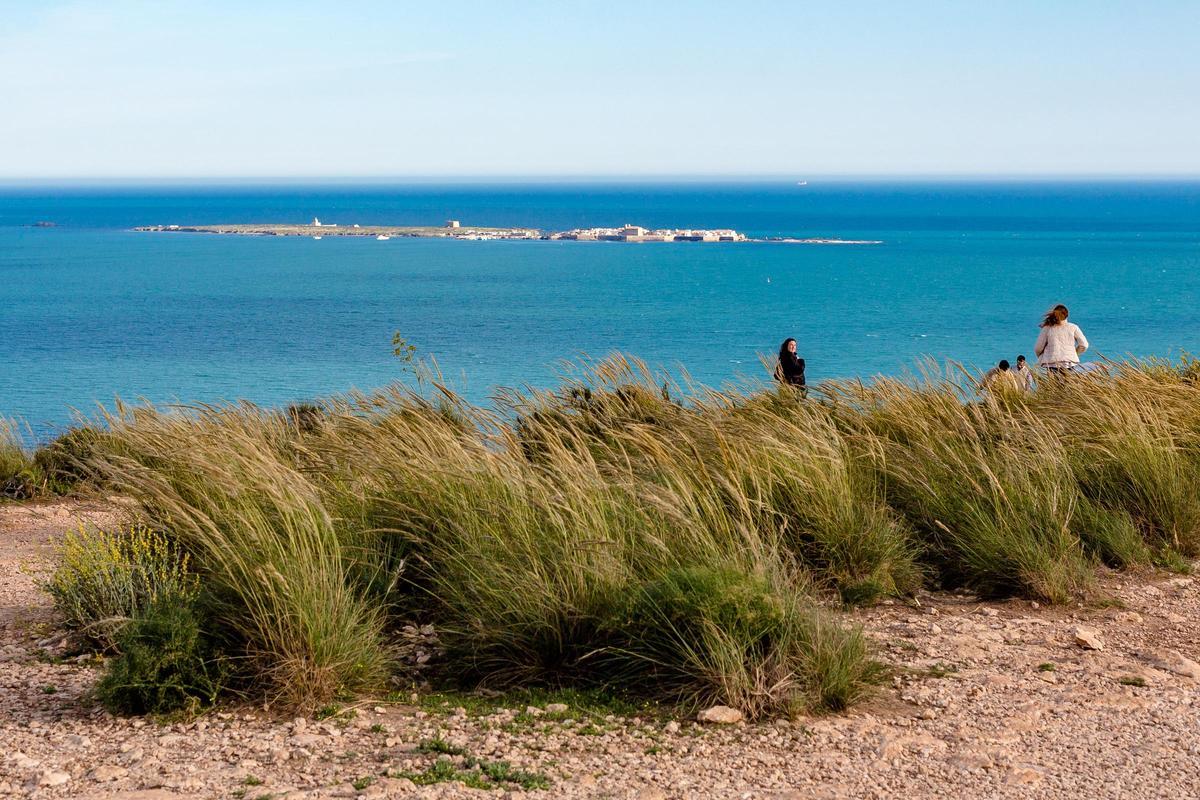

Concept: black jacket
[[776, 352, 806, 386]]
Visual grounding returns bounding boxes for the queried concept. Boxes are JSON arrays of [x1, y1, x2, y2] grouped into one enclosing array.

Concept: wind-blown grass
[[89, 404, 392, 708], [2, 420, 42, 500], [54, 354, 1200, 715]]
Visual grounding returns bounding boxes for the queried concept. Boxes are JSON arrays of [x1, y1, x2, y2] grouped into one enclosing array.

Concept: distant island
[[134, 219, 881, 245]]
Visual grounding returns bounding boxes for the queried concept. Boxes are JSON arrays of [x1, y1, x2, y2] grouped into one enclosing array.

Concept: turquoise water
[[2, 181, 1199, 437]]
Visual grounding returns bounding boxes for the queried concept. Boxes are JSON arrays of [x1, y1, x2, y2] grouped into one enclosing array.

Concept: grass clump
[[715, 403, 922, 604], [32, 425, 108, 493], [41, 524, 198, 652], [89, 403, 392, 709], [396, 754, 551, 791], [1, 420, 43, 500], [829, 378, 1092, 602], [1038, 367, 1200, 562], [417, 737, 467, 756], [2, 420, 104, 499]]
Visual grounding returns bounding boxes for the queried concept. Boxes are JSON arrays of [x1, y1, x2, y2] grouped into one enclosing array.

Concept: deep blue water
[[2, 181, 1199, 438]]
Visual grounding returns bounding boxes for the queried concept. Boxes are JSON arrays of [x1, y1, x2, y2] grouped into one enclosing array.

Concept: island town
[[134, 219, 880, 244]]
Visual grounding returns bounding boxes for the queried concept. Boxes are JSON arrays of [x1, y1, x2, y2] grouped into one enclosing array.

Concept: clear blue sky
[[3, 0, 1198, 178]]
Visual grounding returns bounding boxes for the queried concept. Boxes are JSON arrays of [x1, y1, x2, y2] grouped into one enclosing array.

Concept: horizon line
[[3, 172, 1200, 186]]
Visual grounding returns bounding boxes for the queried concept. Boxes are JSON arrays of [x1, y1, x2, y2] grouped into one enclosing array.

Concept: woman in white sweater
[[1035, 304, 1089, 371]]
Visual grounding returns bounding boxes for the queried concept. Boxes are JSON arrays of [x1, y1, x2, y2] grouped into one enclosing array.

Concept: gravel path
[[2, 500, 1199, 799]]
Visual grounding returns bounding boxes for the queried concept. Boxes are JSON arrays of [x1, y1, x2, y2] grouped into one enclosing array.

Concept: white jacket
[[1035, 322, 1088, 366]]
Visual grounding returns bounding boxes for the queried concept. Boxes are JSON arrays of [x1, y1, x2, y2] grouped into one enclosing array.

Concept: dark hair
[[998, 360, 1010, 370], [1016, 354, 1026, 362], [1041, 304, 1069, 327], [778, 338, 797, 361]]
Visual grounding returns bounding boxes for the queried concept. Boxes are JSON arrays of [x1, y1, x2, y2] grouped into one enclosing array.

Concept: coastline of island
[[133, 220, 883, 245]]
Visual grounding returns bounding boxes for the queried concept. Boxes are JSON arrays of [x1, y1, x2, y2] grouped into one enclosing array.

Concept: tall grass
[[64, 354, 1200, 715], [1, 420, 40, 500], [1033, 365, 1200, 558], [824, 376, 1092, 601], [89, 404, 391, 708]]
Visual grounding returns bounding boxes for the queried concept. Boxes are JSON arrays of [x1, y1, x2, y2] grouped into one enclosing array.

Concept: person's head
[[779, 338, 797, 359], [1017, 355, 1027, 366], [998, 359, 1010, 371], [1041, 304, 1069, 327]]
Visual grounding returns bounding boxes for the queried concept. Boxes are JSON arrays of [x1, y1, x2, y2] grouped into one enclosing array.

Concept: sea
[[2, 180, 1198, 439]]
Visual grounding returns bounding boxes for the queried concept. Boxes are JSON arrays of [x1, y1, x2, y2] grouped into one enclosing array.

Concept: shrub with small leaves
[[42, 524, 198, 651], [96, 595, 226, 715]]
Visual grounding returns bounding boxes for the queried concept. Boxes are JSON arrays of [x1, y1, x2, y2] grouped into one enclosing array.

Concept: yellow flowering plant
[[42, 524, 198, 652]]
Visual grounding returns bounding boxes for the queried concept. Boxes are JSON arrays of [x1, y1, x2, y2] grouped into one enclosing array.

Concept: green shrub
[[610, 566, 880, 715], [42, 524, 198, 651], [96, 596, 225, 715], [623, 566, 786, 646]]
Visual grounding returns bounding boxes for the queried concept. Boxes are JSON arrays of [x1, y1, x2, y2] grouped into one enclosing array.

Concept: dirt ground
[[2, 499, 1198, 800]]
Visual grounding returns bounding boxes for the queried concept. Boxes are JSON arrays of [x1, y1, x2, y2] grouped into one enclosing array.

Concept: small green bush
[[96, 596, 225, 715], [611, 566, 880, 715], [42, 525, 198, 651], [619, 566, 787, 651]]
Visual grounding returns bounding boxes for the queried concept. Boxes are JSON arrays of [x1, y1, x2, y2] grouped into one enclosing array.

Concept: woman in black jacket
[[775, 338, 806, 388]]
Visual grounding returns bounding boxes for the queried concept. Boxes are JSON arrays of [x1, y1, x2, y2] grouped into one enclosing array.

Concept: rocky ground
[[2, 500, 1199, 800]]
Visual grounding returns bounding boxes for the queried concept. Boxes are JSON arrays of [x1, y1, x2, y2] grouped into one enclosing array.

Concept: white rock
[[289, 733, 326, 748], [39, 770, 71, 787], [13, 754, 39, 770], [89, 764, 128, 782], [663, 720, 681, 734], [545, 703, 569, 714], [1140, 649, 1200, 680], [697, 705, 743, 724], [1006, 765, 1045, 785], [1073, 626, 1104, 650]]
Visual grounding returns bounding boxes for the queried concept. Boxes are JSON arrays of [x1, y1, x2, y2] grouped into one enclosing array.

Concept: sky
[[2, 0, 1199, 178]]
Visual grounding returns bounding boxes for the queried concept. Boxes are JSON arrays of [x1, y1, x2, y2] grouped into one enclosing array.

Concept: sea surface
[[2, 181, 1199, 438]]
